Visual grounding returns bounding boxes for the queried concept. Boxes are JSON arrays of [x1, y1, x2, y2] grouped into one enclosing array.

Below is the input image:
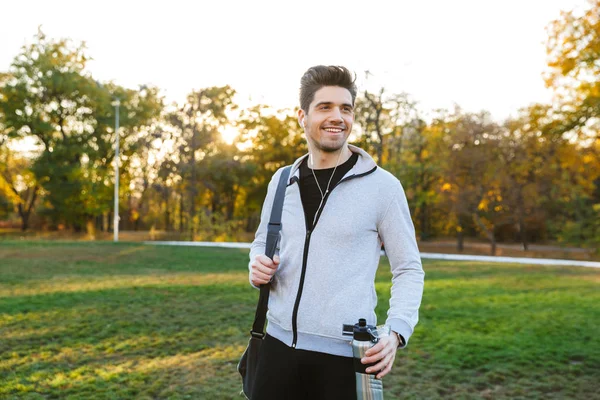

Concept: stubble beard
[[308, 130, 348, 154]]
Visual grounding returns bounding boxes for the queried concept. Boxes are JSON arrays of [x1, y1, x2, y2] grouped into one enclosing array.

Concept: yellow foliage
[[0, 177, 21, 205], [213, 233, 228, 242], [582, 154, 596, 164], [478, 198, 489, 211]]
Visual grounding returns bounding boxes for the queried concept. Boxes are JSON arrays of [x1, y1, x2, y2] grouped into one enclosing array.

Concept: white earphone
[[300, 119, 305, 129]]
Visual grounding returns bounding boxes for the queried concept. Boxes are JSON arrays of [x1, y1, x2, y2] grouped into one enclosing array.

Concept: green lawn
[[0, 241, 598, 399]]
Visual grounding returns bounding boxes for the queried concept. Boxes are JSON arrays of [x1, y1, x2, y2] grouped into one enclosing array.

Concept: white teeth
[[324, 128, 342, 133]]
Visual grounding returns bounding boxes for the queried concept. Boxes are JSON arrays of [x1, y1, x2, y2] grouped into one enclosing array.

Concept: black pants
[[250, 334, 357, 400]]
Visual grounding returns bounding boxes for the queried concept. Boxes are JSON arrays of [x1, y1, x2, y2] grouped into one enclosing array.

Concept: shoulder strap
[[251, 165, 292, 338]]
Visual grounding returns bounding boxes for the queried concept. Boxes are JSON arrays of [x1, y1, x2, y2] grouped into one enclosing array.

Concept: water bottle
[[343, 318, 388, 400]]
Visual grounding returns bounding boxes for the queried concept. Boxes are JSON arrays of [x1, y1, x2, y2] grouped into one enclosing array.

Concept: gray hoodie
[[249, 144, 425, 357]]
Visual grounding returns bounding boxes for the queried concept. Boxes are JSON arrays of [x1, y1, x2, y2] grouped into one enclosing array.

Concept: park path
[[144, 241, 600, 269]]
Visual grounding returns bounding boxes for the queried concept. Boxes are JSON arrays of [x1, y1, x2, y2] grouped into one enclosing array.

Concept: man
[[248, 65, 424, 399]]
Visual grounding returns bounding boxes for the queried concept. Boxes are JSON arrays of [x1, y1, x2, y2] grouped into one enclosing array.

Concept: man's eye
[[320, 105, 329, 110]]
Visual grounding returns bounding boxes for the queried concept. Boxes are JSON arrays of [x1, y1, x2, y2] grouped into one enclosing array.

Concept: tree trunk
[[456, 213, 468, 252], [211, 192, 220, 221], [164, 193, 171, 231], [457, 228, 464, 252], [179, 194, 184, 233], [86, 218, 96, 240], [226, 190, 236, 221], [16, 185, 38, 232], [102, 212, 109, 232], [419, 201, 428, 241], [226, 201, 235, 221], [189, 139, 198, 236], [515, 188, 529, 251], [519, 213, 528, 251], [364, 90, 385, 164], [189, 185, 196, 236], [473, 213, 497, 256], [17, 204, 29, 231]]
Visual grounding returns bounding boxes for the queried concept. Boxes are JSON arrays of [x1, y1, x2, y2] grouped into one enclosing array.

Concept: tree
[[396, 116, 446, 241], [123, 128, 166, 231], [439, 109, 504, 254], [545, 0, 600, 140], [0, 29, 163, 233], [545, 0, 600, 250], [199, 140, 255, 221], [165, 86, 236, 235], [237, 105, 307, 230], [354, 87, 417, 165], [499, 107, 545, 249], [0, 147, 39, 231]]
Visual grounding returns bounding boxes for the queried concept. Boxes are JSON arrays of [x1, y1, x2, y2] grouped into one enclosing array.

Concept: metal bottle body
[[349, 318, 385, 400]]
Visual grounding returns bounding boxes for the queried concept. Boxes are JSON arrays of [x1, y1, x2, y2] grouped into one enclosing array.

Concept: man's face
[[299, 86, 354, 153]]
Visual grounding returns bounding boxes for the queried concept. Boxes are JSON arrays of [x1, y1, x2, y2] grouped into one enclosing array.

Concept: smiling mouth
[[322, 127, 344, 134]]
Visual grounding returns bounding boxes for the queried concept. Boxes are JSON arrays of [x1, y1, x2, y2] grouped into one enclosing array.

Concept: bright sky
[[0, 0, 590, 124]]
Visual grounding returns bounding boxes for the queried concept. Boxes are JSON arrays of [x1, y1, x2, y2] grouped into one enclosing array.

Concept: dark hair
[[299, 65, 357, 112]]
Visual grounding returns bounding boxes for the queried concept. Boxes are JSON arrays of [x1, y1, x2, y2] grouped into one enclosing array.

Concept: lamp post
[[112, 99, 121, 242], [95, 81, 122, 241]]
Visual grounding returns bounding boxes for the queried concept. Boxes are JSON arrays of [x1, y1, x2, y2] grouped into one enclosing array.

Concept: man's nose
[[331, 107, 344, 122]]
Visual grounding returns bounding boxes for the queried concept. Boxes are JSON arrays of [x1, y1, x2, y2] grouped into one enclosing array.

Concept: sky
[[0, 0, 591, 127]]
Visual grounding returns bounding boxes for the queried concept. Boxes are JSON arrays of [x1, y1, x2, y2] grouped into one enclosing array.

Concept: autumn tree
[[545, 0, 600, 139], [439, 109, 504, 254], [395, 116, 446, 241], [545, 0, 600, 250]]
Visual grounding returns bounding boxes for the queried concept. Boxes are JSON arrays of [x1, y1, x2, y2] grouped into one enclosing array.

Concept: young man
[[248, 65, 424, 399]]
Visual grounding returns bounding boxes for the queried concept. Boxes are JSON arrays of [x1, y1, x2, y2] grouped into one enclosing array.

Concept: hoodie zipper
[[290, 166, 377, 348]]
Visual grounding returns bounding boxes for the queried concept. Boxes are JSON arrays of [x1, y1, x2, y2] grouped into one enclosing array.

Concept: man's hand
[[361, 333, 400, 379], [250, 254, 280, 286]]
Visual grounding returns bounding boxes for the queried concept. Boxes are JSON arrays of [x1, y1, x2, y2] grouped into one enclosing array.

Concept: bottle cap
[[353, 318, 376, 341]]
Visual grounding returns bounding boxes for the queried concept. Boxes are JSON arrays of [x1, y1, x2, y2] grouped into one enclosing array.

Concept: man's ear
[[297, 109, 306, 129]]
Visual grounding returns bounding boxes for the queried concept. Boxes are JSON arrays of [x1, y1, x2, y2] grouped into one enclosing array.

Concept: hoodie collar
[[289, 144, 378, 182]]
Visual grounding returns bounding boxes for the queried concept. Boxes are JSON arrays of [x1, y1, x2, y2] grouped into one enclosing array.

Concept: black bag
[[238, 166, 291, 399]]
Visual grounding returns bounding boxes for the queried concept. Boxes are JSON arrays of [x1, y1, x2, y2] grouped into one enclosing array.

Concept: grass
[[0, 241, 598, 399]]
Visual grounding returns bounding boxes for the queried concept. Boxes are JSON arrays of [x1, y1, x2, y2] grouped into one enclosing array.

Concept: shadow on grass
[[1, 283, 258, 398], [2, 342, 248, 399]]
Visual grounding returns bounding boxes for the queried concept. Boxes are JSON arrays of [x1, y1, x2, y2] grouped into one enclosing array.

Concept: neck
[[310, 146, 352, 169]]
